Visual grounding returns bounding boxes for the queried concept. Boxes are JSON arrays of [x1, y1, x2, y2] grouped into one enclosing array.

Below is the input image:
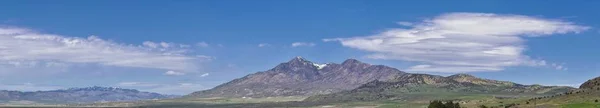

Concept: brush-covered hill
[[188, 57, 407, 98], [304, 73, 573, 102], [498, 76, 600, 108], [0, 86, 177, 104]]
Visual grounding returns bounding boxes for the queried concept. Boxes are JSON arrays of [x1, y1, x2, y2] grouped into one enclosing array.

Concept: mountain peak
[[269, 56, 318, 72], [342, 59, 363, 65], [288, 56, 311, 63]]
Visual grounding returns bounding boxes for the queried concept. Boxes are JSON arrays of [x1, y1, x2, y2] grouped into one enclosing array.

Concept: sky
[[1, 0, 600, 95]]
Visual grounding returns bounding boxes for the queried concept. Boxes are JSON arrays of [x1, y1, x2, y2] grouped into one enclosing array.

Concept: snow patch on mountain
[[313, 63, 327, 70]]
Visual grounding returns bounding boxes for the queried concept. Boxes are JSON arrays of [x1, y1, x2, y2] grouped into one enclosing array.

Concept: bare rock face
[[187, 57, 406, 98], [580, 76, 600, 89]]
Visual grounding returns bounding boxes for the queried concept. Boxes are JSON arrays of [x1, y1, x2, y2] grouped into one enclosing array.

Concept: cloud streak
[[291, 42, 316, 47], [0, 83, 64, 91], [258, 43, 271, 47], [199, 73, 209, 77], [195, 42, 209, 48], [0, 27, 208, 72], [326, 12, 589, 73], [164, 70, 185, 76]]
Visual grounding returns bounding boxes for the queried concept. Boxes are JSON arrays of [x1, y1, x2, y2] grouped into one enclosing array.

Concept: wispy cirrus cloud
[[199, 73, 210, 77], [195, 42, 209, 48], [396, 21, 414, 26], [164, 70, 186, 76], [291, 42, 316, 47], [258, 43, 271, 47], [117, 82, 162, 87], [0, 27, 209, 73], [0, 83, 64, 91], [326, 12, 589, 73]]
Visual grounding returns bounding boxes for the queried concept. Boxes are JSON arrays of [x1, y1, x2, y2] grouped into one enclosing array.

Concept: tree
[[454, 102, 460, 108], [428, 100, 461, 108], [428, 100, 444, 108], [444, 101, 455, 108]]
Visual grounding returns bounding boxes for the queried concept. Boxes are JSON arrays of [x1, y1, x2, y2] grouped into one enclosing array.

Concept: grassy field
[[0, 91, 568, 108], [474, 89, 600, 108], [561, 103, 600, 108], [0, 92, 569, 108], [66, 92, 553, 108]]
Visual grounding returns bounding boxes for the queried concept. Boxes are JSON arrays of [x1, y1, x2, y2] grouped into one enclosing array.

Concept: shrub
[[428, 100, 461, 108]]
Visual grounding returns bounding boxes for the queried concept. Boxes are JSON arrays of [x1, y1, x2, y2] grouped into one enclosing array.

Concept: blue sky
[[1, 0, 599, 95]]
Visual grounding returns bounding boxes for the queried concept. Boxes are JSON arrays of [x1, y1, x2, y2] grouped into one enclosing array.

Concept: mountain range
[[1, 57, 574, 106], [188, 57, 406, 98], [0, 86, 177, 104], [188, 57, 573, 102]]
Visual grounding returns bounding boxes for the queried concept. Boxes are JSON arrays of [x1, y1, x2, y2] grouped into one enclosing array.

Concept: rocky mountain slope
[[188, 57, 407, 98], [188, 57, 573, 100], [0, 86, 177, 104]]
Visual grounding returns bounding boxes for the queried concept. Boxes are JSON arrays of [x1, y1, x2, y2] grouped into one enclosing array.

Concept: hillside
[[188, 57, 407, 98], [0, 86, 177, 104], [304, 73, 573, 102], [496, 76, 600, 108]]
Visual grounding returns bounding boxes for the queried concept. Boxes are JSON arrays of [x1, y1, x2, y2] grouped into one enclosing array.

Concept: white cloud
[[164, 70, 185, 76], [397, 21, 414, 26], [327, 12, 589, 73], [0, 27, 208, 73], [199, 73, 209, 77], [196, 42, 209, 47], [551, 63, 568, 71], [291, 42, 316, 47], [117, 82, 206, 95], [142, 41, 159, 48], [117, 82, 162, 87], [258, 43, 271, 47], [0, 83, 64, 91]]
